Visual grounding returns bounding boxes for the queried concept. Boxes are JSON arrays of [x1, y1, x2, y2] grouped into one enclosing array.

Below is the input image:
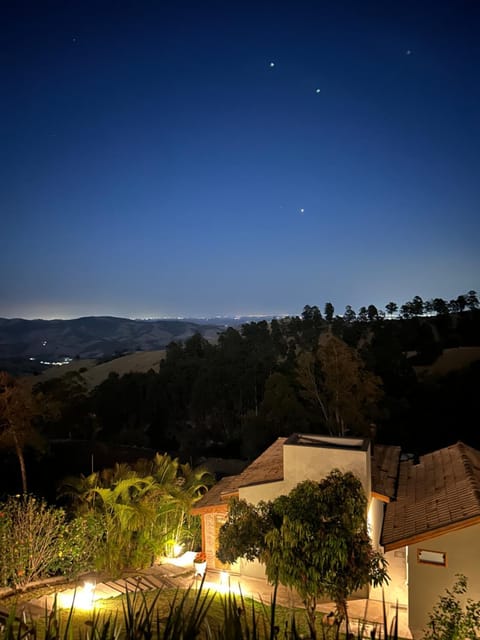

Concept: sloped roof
[[371, 444, 401, 501], [194, 435, 400, 511], [236, 436, 286, 487], [192, 437, 286, 511], [191, 475, 241, 511], [381, 442, 480, 550]]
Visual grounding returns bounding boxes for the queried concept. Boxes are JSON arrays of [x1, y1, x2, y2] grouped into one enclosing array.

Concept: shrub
[[0, 495, 97, 588], [424, 574, 480, 640], [49, 514, 100, 577]]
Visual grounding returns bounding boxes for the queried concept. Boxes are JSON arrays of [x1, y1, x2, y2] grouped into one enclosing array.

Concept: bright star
[[300, 208, 305, 214], [269, 62, 275, 67], [315, 88, 321, 93]]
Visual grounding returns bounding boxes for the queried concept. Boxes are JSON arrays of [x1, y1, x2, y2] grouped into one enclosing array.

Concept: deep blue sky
[[2, 1, 479, 319]]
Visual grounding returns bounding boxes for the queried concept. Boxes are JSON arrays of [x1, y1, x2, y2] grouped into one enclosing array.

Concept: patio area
[[18, 553, 411, 638]]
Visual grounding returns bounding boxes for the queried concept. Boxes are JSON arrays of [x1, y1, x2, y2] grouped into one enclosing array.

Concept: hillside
[[414, 346, 480, 377], [33, 350, 166, 388], [33, 350, 165, 389], [0, 316, 222, 360]]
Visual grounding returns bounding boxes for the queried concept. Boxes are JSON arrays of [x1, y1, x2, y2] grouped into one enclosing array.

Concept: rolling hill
[[0, 316, 222, 360]]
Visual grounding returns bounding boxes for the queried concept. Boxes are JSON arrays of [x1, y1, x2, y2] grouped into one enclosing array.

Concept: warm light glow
[[167, 550, 197, 567], [220, 571, 229, 589], [202, 572, 248, 597], [57, 581, 98, 610], [367, 500, 375, 540]]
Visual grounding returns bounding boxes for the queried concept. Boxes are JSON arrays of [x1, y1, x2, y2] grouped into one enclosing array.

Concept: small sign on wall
[[417, 549, 447, 566]]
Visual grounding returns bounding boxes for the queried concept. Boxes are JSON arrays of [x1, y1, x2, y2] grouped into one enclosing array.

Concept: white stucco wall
[[369, 546, 408, 608], [407, 522, 480, 639], [283, 439, 371, 497], [368, 498, 409, 611], [240, 480, 286, 506], [238, 438, 371, 580], [240, 439, 371, 506], [368, 497, 384, 550]]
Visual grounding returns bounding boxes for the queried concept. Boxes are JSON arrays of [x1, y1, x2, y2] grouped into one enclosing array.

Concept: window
[[417, 549, 447, 566]]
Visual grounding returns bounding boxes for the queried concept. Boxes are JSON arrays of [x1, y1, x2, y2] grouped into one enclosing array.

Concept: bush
[[424, 574, 480, 640], [0, 495, 97, 588], [49, 514, 100, 577]]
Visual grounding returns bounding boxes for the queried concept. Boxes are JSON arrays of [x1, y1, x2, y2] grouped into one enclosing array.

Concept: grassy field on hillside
[[33, 350, 165, 388], [414, 346, 480, 377]]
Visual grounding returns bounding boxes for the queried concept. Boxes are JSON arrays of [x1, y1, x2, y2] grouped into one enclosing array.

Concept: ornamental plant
[[194, 551, 207, 563], [0, 494, 97, 588], [218, 470, 389, 640], [424, 574, 480, 640]]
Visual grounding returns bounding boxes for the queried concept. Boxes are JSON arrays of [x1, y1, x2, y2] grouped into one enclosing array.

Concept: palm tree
[[58, 471, 101, 513], [135, 453, 213, 554], [60, 453, 213, 571]]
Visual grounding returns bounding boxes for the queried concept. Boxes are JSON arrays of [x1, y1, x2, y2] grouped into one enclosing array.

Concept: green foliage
[[217, 498, 273, 564], [218, 471, 389, 639], [242, 373, 309, 458], [0, 495, 96, 588], [0, 372, 47, 493], [296, 333, 383, 437], [47, 515, 100, 578], [423, 574, 480, 640], [33, 371, 93, 440], [4, 290, 477, 496], [60, 453, 213, 574], [0, 581, 315, 640]]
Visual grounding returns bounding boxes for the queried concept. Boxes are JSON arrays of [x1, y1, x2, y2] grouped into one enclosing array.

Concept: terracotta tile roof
[[192, 437, 286, 511], [236, 437, 286, 488], [192, 475, 240, 511], [371, 444, 401, 500], [381, 442, 480, 550], [194, 436, 404, 511]]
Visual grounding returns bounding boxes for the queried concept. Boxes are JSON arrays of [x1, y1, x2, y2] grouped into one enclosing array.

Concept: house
[[192, 434, 480, 638]]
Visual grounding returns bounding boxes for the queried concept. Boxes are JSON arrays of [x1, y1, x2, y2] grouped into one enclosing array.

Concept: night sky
[[2, 1, 479, 320]]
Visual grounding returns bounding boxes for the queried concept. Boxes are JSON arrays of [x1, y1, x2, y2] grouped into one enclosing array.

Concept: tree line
[[1, 290, 479, 496]]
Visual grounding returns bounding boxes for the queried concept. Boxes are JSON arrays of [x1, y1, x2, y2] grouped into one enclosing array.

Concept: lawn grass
[[1, 582, 320, 639]]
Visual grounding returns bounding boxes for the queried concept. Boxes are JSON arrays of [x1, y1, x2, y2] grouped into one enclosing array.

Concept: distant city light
[[39, 357, 73, 367]]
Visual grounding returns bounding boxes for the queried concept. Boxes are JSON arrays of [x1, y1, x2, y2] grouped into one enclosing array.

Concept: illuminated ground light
[[57, 581, 98, 610], [204, 572, 247, 597]]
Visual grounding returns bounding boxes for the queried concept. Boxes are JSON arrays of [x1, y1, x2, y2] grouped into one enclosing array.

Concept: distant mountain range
[[0, 316, 224, 360], [0, 315, 278, 362]]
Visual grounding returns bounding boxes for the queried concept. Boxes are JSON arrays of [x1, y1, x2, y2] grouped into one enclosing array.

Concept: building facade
[[193, 435, 480, 638]]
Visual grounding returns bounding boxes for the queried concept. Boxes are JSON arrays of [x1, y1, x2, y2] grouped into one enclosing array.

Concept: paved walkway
[[200, 571, 411, 638], [21, 555, 411, 638], [25, 562, 193, 616]]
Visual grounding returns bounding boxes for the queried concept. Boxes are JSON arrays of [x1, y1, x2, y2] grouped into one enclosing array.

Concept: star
[[315, 88, 321, 94], [269, 61, 275, 68], [300, 208, 305, 214], [406, 49, 412, 56]]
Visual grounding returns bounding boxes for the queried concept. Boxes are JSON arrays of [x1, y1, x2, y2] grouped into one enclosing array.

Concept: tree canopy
[[0, 372, 46, 493], [59, 453, 213, 573], [296, 333, 383, 436], [2, 291, 479, 498], [217, 470, 388, 638]]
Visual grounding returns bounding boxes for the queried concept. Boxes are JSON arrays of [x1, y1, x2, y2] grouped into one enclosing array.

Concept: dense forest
[[1, 292, 480, 498]]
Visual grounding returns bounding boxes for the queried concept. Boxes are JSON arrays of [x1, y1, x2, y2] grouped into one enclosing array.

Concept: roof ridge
[[456, 442, 480, 503]]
